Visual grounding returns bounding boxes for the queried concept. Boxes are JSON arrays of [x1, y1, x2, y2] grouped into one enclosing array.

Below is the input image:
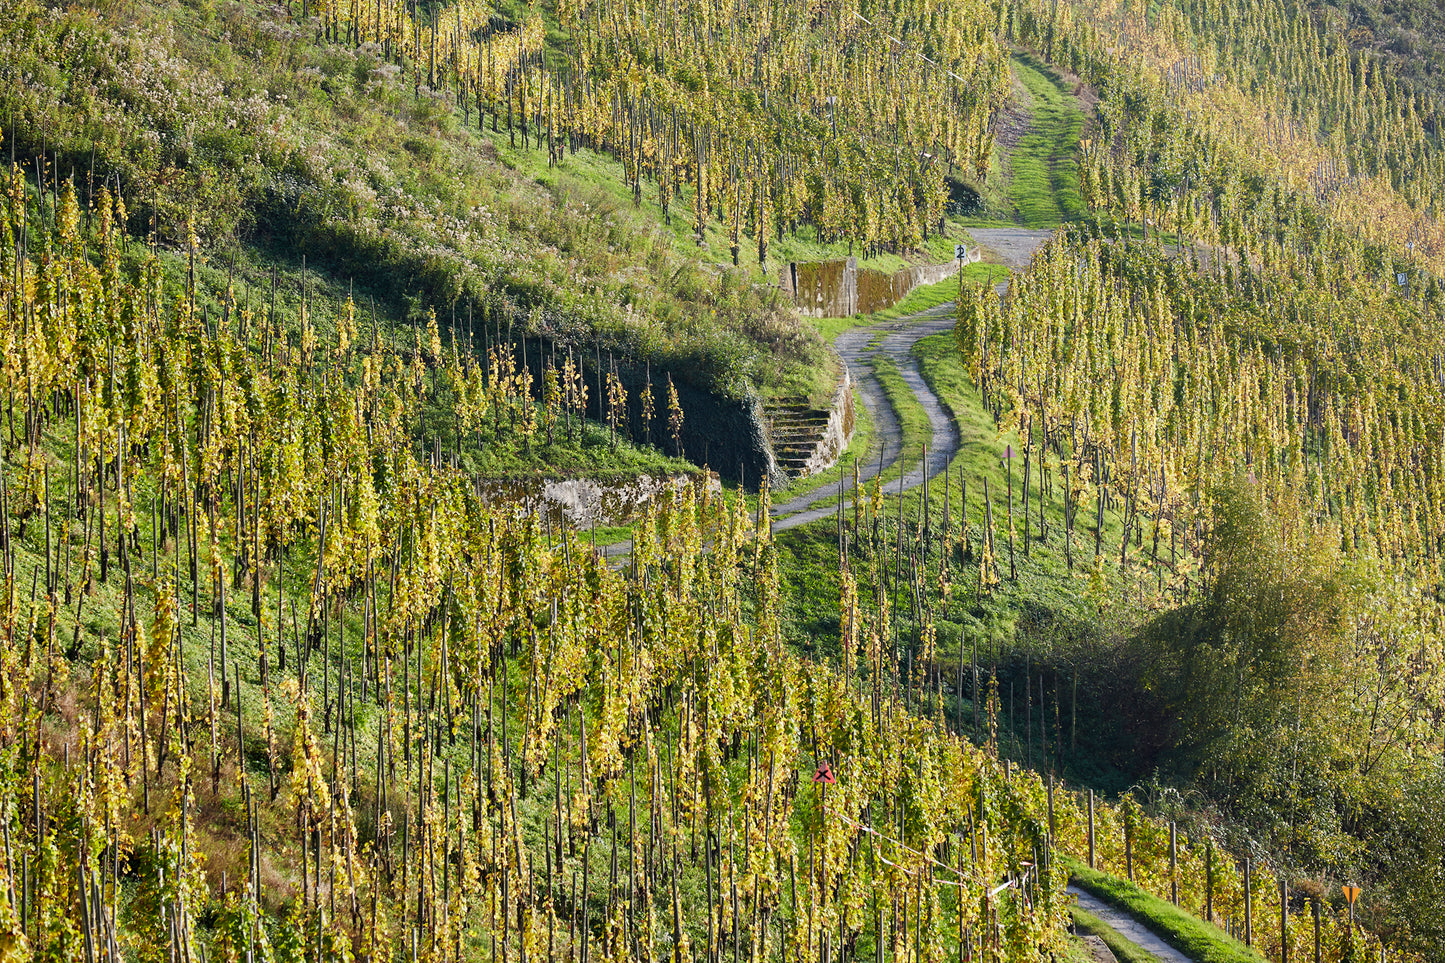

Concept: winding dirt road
[[767, 227, 1053, 533], [597, 228, 1051, 557]]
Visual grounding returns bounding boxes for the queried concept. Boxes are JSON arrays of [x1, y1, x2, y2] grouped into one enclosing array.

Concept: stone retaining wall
[[796, 371, 855, 478]]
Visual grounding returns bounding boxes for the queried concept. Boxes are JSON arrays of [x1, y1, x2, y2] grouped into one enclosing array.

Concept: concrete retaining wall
[[475, 472, 722, 528], [781, 248, 981, 317]]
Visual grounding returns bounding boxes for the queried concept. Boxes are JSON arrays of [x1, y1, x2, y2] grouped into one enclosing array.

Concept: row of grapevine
[[1055, 791, 1384, 963], [961, 233, 1445, 572], [944, 0, 1445, 952], [1005, 0, 1443, 275], [0, 150, 1070, 960], [301, 0, 1011, 258], [754, 336, 1413, 963]]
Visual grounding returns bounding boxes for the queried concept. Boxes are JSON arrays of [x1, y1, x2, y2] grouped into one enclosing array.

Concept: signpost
[[1342, 885, 1361, 928]]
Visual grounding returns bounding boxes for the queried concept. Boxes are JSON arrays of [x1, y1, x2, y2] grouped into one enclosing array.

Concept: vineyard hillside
[[1310, 0, 1445, 104], [0, 0, 1030, 484], [6, 0, 1445, 960]]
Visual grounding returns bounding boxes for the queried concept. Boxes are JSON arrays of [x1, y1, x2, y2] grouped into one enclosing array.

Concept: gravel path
[[603, 227, 1054, 557], [969, 226, 1057, 270], [767, 226, 1053, 533], [1070, 886, 1197, 963], [769, 306, 957, 533]]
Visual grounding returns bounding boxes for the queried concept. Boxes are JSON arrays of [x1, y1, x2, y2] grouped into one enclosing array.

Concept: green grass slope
[[1006, 54, 1088, 229]]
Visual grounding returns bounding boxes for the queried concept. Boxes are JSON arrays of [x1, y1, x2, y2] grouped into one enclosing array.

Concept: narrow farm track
[[768, 227, 1053, 533], [768, 307, 958, 532], [600, 227, 1052, 558], [1070, 886, 1197, 963]]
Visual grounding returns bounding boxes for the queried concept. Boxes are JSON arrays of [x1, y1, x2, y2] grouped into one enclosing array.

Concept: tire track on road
[[769, 228, 1052, 533], [769, 306, 958, 533]]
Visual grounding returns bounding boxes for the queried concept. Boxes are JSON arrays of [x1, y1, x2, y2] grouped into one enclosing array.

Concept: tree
[[1139, 477, 1357, 856]]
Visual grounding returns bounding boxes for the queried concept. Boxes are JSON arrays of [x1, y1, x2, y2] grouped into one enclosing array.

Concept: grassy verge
[[448, 418, 697, 478], [869, 355, 933, 481], [1006, 53, 1087, 228], [1070, 906, 1164, 963], [1061, 934, 1110, 963], [1068, 861, 1266, 963], [807, 314, 866, 344], [586, 524, 637, 547]]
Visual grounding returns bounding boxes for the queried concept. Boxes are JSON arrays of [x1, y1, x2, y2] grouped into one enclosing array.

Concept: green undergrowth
[[106, 229, 690, 483], [443, 417, 694, 479], [913, 331, 1178, 789], [1061, 931, 1122, 963], [956, 119, 1018, 222], [1070, 905, 1164, 963], [583, 523, 637, 547], [1069, 861, 1267, 963], [807, 313, 873, 345]]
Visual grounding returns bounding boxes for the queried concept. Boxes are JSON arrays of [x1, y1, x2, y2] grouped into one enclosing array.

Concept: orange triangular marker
[[813, 762, 837, 785]]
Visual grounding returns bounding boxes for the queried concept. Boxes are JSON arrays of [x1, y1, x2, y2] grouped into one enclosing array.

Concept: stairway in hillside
[[764, 397, 834, 479]]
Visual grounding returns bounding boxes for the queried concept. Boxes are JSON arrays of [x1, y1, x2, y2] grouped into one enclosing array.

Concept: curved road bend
[[601, 228, 1054, 556], [768, 227, 1054, 533], [769, 307, 958, 533]]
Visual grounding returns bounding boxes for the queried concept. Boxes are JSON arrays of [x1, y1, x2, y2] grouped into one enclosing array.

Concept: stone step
[[769, 417, 830, 430], [764, 389, 843, 480]]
